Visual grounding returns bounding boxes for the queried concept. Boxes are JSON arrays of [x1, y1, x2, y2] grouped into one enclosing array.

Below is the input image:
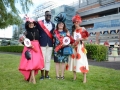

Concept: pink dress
[[19, 40, 44, 80]]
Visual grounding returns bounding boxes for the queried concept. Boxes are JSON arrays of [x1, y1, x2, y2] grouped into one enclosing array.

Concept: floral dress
[[67, 27, 89, 73], [53, 31, 69, 63]]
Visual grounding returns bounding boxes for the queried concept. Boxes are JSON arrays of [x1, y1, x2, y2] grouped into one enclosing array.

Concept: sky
[[0, 0, 78, 38]]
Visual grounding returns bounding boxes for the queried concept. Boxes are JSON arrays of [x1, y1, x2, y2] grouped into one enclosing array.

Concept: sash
[[54, 30, 75, 52], [38, 21, 53, 39], [55, 30, 63, 43], [54, 30, 63, 52]]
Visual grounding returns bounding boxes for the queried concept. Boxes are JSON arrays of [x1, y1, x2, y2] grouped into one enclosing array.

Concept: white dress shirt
[[44, 20, 52, 31]]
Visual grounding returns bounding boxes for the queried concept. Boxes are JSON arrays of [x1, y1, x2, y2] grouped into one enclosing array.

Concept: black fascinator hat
[[54, 12, 66, 23]]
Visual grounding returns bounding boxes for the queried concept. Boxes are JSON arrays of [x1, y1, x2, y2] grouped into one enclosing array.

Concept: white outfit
[[41, 20, 53, 71], [44, 20, 52, 31], [41, 46, 53, 71], [111, 45, 119, 57], [68, 27, 89, 73]]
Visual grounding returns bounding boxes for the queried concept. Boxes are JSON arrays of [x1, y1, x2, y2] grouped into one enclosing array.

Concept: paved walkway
[[0, 52, 120, 70]]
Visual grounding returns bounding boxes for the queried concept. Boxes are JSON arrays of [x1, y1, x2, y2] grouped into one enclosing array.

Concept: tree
[[18, 24, 24, 35], [12, 27, 18, 40], [0, 0, 33, 29]]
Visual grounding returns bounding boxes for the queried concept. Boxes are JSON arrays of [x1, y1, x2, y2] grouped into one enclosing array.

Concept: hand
[[66, 31, 70, 36], [62, 44, 66, 47], [28, 45, 33, 48]]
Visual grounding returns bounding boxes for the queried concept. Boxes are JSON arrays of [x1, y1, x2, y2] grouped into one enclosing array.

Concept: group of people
[[18, 11, 89, 84]]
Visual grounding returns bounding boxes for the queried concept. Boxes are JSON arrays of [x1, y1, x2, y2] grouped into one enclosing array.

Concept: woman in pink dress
[[67, 14, 89, 83], [19, 19, 44, 84]]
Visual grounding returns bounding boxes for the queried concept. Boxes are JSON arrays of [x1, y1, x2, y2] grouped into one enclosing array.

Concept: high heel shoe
[[61, 76, 64, 80], [56, 76, 60, 79]]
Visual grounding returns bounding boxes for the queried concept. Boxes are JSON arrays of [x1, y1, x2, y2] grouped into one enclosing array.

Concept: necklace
[[31, 32, 35, 40]]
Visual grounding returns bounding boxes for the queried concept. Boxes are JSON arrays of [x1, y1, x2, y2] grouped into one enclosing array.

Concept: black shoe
[[45, 75, 51, 79], [40, 76, 44, 80]]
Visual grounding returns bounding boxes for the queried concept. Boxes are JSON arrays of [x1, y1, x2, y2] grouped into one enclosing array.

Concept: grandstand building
[[33, 1, 59, 20], [71, 0, 120, 45]]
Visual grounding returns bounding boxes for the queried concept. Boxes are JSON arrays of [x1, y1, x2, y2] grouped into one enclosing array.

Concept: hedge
[[85, 44, 107, 61], [0, 46, 23, 53], [0, 44, 107, 61]]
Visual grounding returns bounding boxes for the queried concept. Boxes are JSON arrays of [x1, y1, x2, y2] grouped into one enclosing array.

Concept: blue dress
[[53, 31, 69, 63]]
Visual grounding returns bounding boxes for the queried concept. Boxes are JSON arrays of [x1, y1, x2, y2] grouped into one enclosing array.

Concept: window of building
[[103, 31, 109, 35], [80, 0, 87, 3], [110, 30, 116, 34]]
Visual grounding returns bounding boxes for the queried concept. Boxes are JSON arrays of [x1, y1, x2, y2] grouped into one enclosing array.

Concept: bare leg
[[29, 70, 36, 84], [114, 57, 116, 61], [29, 71, 32, 83], [83, 73, 86, 83], [73, 71, 76, 80], [55, 63, 60, 79], [61, 63, 66, 79]]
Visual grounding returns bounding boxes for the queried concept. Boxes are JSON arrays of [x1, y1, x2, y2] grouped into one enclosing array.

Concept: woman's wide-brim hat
[[54, 12, 66, 23]]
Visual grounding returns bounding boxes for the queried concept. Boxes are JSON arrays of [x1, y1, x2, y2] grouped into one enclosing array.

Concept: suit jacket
[[36, 20, 55, 47]]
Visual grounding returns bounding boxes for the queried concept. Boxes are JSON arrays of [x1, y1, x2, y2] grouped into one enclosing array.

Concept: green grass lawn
[[0, 53, 120, 90]]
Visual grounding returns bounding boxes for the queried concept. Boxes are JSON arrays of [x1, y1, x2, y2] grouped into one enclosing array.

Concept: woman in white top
[[67, 14, 89, 83], [112, 42, 119, 60]]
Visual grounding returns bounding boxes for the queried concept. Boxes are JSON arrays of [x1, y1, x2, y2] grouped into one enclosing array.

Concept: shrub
[[0, 44, 107, 61], [85, 44, 107, 61], [0, 46, 23, 53]]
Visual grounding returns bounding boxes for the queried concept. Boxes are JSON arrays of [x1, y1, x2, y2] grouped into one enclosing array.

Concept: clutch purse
[[63, 46, 73, 55], [25, 50, 31, 60]]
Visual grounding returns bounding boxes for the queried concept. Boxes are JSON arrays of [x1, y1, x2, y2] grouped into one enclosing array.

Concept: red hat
[[72, 14, 82, 23]]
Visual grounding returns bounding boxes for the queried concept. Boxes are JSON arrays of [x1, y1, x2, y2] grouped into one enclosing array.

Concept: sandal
[[61, 76, 64, 80], [56, 76, 60, 79]]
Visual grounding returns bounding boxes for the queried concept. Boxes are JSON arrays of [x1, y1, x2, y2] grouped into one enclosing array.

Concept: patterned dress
[[67, 27, 89, 73], [53, 31, 69, 63]]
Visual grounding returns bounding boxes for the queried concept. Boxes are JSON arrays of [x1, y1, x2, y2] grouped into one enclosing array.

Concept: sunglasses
[[29, 22, 34, 24], [73, 21, 80, 23], [45, 15, 51, 17]]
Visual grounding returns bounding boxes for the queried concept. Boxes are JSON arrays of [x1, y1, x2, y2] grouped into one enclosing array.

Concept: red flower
[[75, 47, 77, 52], [76, 28, 82, 33], [80, 66, 88, 73], [66, 64, 69, 70], [81, 30, 89, 39], [71, 54, 75, 59], [76, 53, 81, 60], [76, 29, 80, 33], [81, 47, 85, 53]]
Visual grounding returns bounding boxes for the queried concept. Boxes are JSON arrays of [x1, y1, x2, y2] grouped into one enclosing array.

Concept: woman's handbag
[[63, 46, 73, 55], [25, 49, 31, 60]]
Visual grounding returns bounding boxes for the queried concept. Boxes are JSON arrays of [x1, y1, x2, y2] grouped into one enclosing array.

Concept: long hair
[[72, 24, 75, 35], [56, 22, 68, 32], [72, 24, 82, 44]]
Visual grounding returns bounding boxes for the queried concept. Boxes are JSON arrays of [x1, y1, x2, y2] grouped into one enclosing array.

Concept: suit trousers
[[41, 45, 53, 71]]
